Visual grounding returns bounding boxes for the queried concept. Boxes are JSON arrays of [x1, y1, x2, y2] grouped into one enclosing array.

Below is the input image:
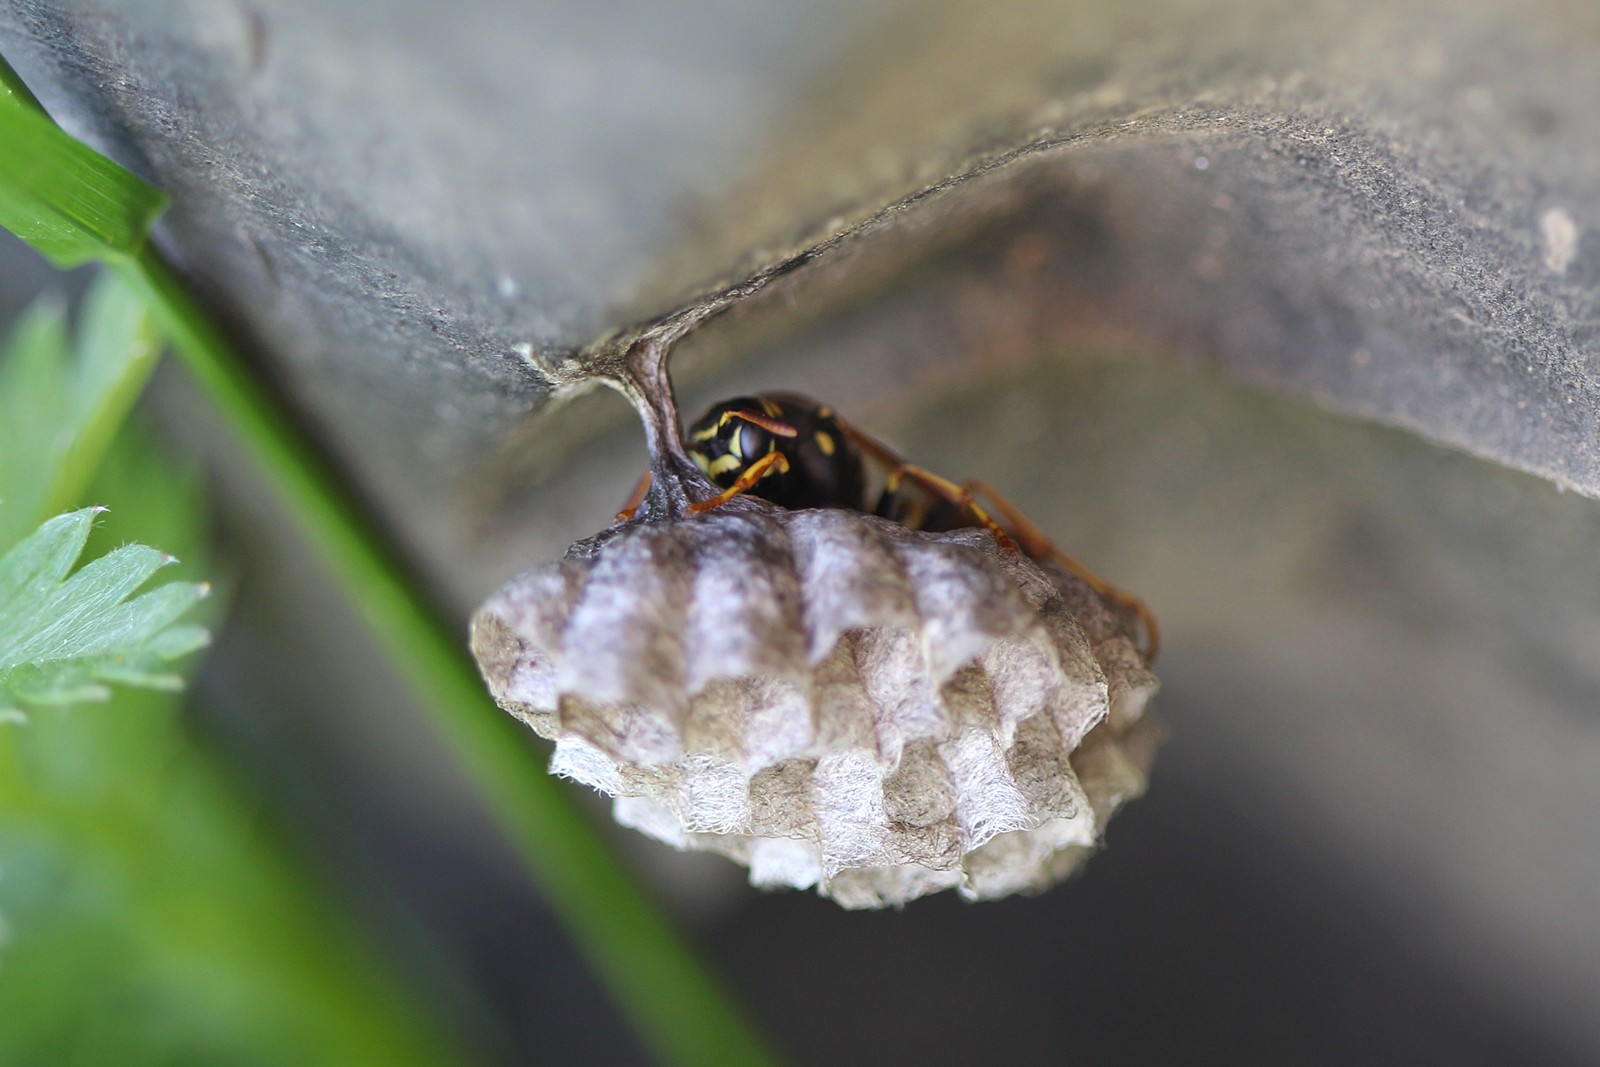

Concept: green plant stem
[[115, 249, 778, 1067]]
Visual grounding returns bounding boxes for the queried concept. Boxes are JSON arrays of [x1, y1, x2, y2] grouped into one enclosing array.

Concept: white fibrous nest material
[[472, 500, 1161, 908]]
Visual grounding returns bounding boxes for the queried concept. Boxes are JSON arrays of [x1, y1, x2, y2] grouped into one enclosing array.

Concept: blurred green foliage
[[0, 279, 459, 1066], [0, 45, 778, 1067], [0, 277, 161, 545]]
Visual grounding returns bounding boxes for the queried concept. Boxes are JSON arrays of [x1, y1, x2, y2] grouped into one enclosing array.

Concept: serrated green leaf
[[0, 510, 97, 619], [143, 623, 209, 659], [0, 434, 458, 1067], [0, 508, 208, 713], [46, 274, 163, 517], [0, 301, 72, 542], [5, 670, 110, 706], [0, 81, 166, 268], [0, 274, 162, 546]]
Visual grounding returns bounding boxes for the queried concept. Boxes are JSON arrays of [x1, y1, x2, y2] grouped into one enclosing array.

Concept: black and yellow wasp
[[618, 393, 1158, 659]]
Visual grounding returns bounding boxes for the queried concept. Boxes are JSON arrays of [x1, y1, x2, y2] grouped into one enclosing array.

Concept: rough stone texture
[[5, 0, 1600, 1059], [5, 0, 1600, 527]]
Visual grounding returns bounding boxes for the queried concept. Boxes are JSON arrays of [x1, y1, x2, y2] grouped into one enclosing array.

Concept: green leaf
[[0, 297, 70, 544], [0, 273, 162, 546], [0, 508, 208, 715], [48, 272, 164, 516], [0, 418, 461, 1067], [0, 79, 165, 267]]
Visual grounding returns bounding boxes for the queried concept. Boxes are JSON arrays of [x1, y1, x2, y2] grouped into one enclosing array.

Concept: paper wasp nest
[[472, 340, 1160, 908], [473, 492, 1161, 908]]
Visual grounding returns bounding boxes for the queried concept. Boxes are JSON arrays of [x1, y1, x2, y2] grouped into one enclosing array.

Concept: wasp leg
[[870, 464, 927, 527], [961, 478, 1160, 661], [686, 450, 791, 514], [878, 463, 1021, 553], [831, 415, 1156, 656], [844, 434, 912, 521], [614, 471, 654, 522], [834, 415, 909, 469], [833, 416, 1016, 547]]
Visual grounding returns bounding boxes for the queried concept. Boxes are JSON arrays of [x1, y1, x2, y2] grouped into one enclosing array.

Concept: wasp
[[617, 393, 1159, 660]]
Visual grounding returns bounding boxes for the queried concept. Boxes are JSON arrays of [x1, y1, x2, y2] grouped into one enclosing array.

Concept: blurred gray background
[[3, 0, 1598, 1062]]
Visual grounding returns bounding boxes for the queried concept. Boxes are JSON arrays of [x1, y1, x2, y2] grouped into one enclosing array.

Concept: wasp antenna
[[719, 408, 799, 438]]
